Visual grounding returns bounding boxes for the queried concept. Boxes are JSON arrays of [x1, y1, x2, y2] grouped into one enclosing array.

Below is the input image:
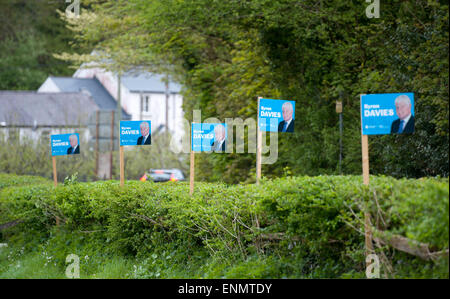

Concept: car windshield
[[148, 169, 185, 181]]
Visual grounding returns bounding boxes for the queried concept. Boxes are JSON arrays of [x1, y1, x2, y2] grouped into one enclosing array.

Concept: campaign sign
[[191, 123, 228, 152], [51, 133, 80, 156], [361, 93, 414, 135], [258, 98, 296, 132], [120, 120, 152, 146]]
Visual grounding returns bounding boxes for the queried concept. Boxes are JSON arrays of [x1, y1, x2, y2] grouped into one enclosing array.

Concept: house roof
[[121, 72, 182, 94], [72, 51, 182, 94], [0, 91, 99, 127], [47, 76, 131, 119]]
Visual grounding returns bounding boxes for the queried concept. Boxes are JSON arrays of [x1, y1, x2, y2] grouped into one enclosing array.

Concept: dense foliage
[[58, 0, 449, 183], [0, 0, 79, 90], [0, 174, 448, 278]]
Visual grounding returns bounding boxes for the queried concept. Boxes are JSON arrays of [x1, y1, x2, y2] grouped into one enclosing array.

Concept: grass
[[0, 241, 292, 279], [0, 243, 136, 279], [0, 246, 64, 279]]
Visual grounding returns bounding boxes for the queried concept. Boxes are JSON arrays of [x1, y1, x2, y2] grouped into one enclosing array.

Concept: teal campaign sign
[[191, 123, 227, 152], [51, 133, 80, 156], [361, 93, 414, 135], [258, 98, 296, 132], [120, 120, 152, 146]]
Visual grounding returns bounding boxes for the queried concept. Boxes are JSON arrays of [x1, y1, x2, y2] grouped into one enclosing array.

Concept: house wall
[[133, 92, 185, 143], [0, 126, 112, 180], [74, 67, 121, 103], [37, 78, 61, 92], [74, 68, 185, 146], [0, 127, 91, 144]]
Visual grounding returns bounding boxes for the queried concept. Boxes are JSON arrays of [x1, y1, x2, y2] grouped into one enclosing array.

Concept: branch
[[129, 213, 167, 231], [0, 219, 23, 231], [374, 230, 449, 261]]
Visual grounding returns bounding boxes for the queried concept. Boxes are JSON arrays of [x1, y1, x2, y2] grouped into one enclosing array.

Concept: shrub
[[0, 174, 448, 278]]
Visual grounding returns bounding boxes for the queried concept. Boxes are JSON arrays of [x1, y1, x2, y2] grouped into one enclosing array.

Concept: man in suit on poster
[[136, 121, 152, 145], [67, 134, 80, 155], [278, 101, 295, 133], [211, 124, 226, 152], [390, 95, 415, 134]]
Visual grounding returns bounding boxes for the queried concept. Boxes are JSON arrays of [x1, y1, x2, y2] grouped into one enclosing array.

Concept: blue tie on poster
[[258, 98, 296, 133], [361, 93, 415, 135], [51, 133, 80, 156], [191, 123, 227, 152], [120, 120, 152, 146], [399, 120, 404, 133]]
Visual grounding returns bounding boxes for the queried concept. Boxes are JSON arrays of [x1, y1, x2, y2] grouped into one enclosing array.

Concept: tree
[[0, 0, 76, 90], [57, 0, 449, 182]]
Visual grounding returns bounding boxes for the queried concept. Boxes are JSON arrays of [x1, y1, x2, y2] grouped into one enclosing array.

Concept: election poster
[[51, 133, 80, 156], [191, 123, 227, 152], [50, 132, 81, 187], [359, 92, 414, 256], [119, 120, 151, 186], [361, 93, 415, 135], [120, 120, 152, 146], [258, 98, 296, 133]]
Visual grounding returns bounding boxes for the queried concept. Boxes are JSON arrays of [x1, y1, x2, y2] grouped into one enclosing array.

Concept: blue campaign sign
[[51, 133, 80, 156], [258, 98, 296, 132], [191, 123, 227, 152], [120, 120, 152, 146], [361, 93, 414, 135]]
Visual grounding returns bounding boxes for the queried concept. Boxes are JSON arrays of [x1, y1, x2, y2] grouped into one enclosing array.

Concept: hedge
[[0, 174, 448, 278]]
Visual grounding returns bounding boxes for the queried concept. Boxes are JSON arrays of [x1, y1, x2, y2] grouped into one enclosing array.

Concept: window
[[8, 128, 19, 141], [142, 95, 150, 113], [41, 130, 50, 139]]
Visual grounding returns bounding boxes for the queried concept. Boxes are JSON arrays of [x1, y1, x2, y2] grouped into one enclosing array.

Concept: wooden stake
[[189, 150, 195, 195], [95, 110, 99, 177], [362, 129, 373, 257], [119, 146, 124, 186], [362, 134, 370, 186], [361, 94, 374, 276], [365, 211, 373, 254], [110, 110, 115, 180], [52, 156, 57, 187], [360, 94, 374, 271], [256, 97, 262, 184]]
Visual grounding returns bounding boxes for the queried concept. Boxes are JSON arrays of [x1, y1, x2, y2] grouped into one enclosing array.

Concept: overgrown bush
[[0, 174, 448, 278]]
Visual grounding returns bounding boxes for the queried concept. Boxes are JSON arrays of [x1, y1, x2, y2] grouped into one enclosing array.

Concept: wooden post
[[362, 134, 370, 186], [52, 156, 57, 187], [362, 133, 373, 256], [119, 146, 124, 186], [110, 110, 115, 180], [95, 110, 99, 178], [165, 78, 169, 141], [189, 150, 195, 195], [256, 97, 262, 184], [361, 94, 374, 276]]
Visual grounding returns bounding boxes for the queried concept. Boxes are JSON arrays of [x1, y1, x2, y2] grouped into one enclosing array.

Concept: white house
[[38, 65, 185, 148], [72, 67, 184, 145]]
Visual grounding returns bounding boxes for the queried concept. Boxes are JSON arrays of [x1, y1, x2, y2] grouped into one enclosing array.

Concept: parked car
[[141, 168, 186, 183]]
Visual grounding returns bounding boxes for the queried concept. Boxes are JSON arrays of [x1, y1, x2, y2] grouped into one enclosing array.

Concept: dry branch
[[374, 230, 449, 261], [0, 219, 23, 231]]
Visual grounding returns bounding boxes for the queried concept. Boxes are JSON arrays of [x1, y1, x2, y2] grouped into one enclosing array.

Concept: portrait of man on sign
[[278, 101, 295, 133], [67, 134, 80, 155], [136, 121, 152, 145], [390, 95, 414, 134], [211, 124, 226, 152]]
